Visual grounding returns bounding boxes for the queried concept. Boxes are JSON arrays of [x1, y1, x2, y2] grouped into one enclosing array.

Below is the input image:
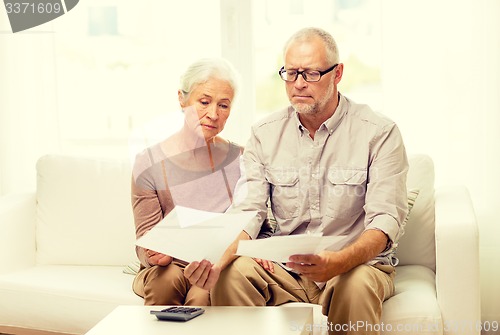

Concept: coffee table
[[85, 305, 316, 335]]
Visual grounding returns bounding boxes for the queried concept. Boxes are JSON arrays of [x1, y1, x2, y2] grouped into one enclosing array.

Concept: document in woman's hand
[[135, 206, 257, 263]]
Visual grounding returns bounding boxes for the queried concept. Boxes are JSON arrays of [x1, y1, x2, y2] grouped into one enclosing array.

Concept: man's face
[[284, 37, 341, 116]]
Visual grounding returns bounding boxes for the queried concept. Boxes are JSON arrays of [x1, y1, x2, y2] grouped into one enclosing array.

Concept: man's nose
[[294, 74, 308, 89]]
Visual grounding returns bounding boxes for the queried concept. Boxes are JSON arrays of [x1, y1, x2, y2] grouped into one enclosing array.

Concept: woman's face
[[179, 77, 234, 142]]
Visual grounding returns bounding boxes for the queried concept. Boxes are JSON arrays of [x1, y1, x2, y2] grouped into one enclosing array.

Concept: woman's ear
[[178, 90, 185, 108]]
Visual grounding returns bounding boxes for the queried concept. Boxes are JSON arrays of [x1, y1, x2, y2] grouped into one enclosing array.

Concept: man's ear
[[334, 63, 344, 84], [178, 90, 185, 108]]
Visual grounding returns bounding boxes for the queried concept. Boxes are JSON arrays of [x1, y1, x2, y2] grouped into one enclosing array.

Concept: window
[[51, 0, 382, 157], [53, 0, 222, 157]]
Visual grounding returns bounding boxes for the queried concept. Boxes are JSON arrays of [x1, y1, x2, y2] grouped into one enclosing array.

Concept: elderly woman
[[131, 58, 242, 306]]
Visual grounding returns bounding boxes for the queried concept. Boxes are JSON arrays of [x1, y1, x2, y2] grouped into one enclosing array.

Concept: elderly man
[[185, 27, 408, 335]]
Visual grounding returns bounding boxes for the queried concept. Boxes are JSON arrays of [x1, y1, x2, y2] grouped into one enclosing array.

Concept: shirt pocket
[[325, 168, 367, 220], [265, 168, 300, 220]]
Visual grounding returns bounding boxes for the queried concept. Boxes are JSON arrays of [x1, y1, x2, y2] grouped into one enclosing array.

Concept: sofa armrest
[[0, 193, 36, 274], [435, 186, 481, 335]]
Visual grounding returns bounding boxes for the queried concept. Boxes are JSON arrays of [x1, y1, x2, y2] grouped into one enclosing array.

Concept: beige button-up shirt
[[232, 94, 409, 264]]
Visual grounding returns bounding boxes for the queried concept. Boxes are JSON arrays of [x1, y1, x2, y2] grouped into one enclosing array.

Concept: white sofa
[[0, 154, 480, 335]]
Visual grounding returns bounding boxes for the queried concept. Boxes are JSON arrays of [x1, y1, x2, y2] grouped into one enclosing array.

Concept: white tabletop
[[85, 305, 315, 335]]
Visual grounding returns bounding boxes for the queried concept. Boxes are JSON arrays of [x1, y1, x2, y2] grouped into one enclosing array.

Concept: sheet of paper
[[160, 205, 223, 228], [236, 234, 352, 263], [135, 206, 257, 263]]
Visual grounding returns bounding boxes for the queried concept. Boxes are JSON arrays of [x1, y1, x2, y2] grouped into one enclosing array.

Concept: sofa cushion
[[0, 265, 142, 334], [36, 155, 137, 265], [397, 155, 436, 271], [403, 189, 419, 227], [381, 265, 442, 334]]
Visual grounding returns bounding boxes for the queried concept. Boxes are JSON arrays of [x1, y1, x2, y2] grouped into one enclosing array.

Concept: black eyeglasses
[[278, 64, 338, 82]]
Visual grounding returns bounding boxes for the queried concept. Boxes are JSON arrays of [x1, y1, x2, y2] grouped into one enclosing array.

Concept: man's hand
[[184, 260, 221, 290], [146, 249, 173, 266], [285, 229, 390, 282], [286, 251, 342, 282], [254, 258, 275, 273]]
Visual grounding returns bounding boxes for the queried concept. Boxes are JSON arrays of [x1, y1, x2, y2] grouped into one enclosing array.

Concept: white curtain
[[381, 0, 500, 327]]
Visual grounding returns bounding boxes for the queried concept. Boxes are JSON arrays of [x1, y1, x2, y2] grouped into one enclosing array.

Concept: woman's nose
[[206, 104, 218, 120]]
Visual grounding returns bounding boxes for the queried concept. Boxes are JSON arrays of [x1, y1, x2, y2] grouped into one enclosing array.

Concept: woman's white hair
[[179, 57, 240, 101], [283, 27, 339, 65]]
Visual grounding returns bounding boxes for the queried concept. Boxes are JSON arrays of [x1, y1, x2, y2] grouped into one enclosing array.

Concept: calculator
[[150, 307, 205, 322]]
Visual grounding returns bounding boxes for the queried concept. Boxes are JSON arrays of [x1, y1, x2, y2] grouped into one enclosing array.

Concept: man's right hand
[[254, 258, 275, 273], [146, 249, 172, 266]]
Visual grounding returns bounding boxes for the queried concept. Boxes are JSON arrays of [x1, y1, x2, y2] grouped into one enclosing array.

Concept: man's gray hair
[[283, 27, 339, 64], [179, 58, 240, 101]]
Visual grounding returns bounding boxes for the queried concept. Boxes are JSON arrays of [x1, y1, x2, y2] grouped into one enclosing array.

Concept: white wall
[[0, 15, 60, 195], [381, 0, 500, 329]]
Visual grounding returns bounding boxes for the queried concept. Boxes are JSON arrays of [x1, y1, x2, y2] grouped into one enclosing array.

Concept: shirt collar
[[293, 110, 307, 136], [324, 93, 348, 134]]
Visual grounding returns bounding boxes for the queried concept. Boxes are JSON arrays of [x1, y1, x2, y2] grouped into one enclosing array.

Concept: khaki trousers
[[211, 257, 395, 335], [132, 261, 210, 306]]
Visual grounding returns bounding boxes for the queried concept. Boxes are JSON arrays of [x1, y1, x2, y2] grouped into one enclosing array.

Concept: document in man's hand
[[236, 234, 351, 263], [135, 206, 257, 263]]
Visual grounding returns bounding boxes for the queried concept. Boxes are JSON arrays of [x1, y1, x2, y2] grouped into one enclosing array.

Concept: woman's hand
[[184, 260, 221, 290], [146, 249, 173, 266]]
